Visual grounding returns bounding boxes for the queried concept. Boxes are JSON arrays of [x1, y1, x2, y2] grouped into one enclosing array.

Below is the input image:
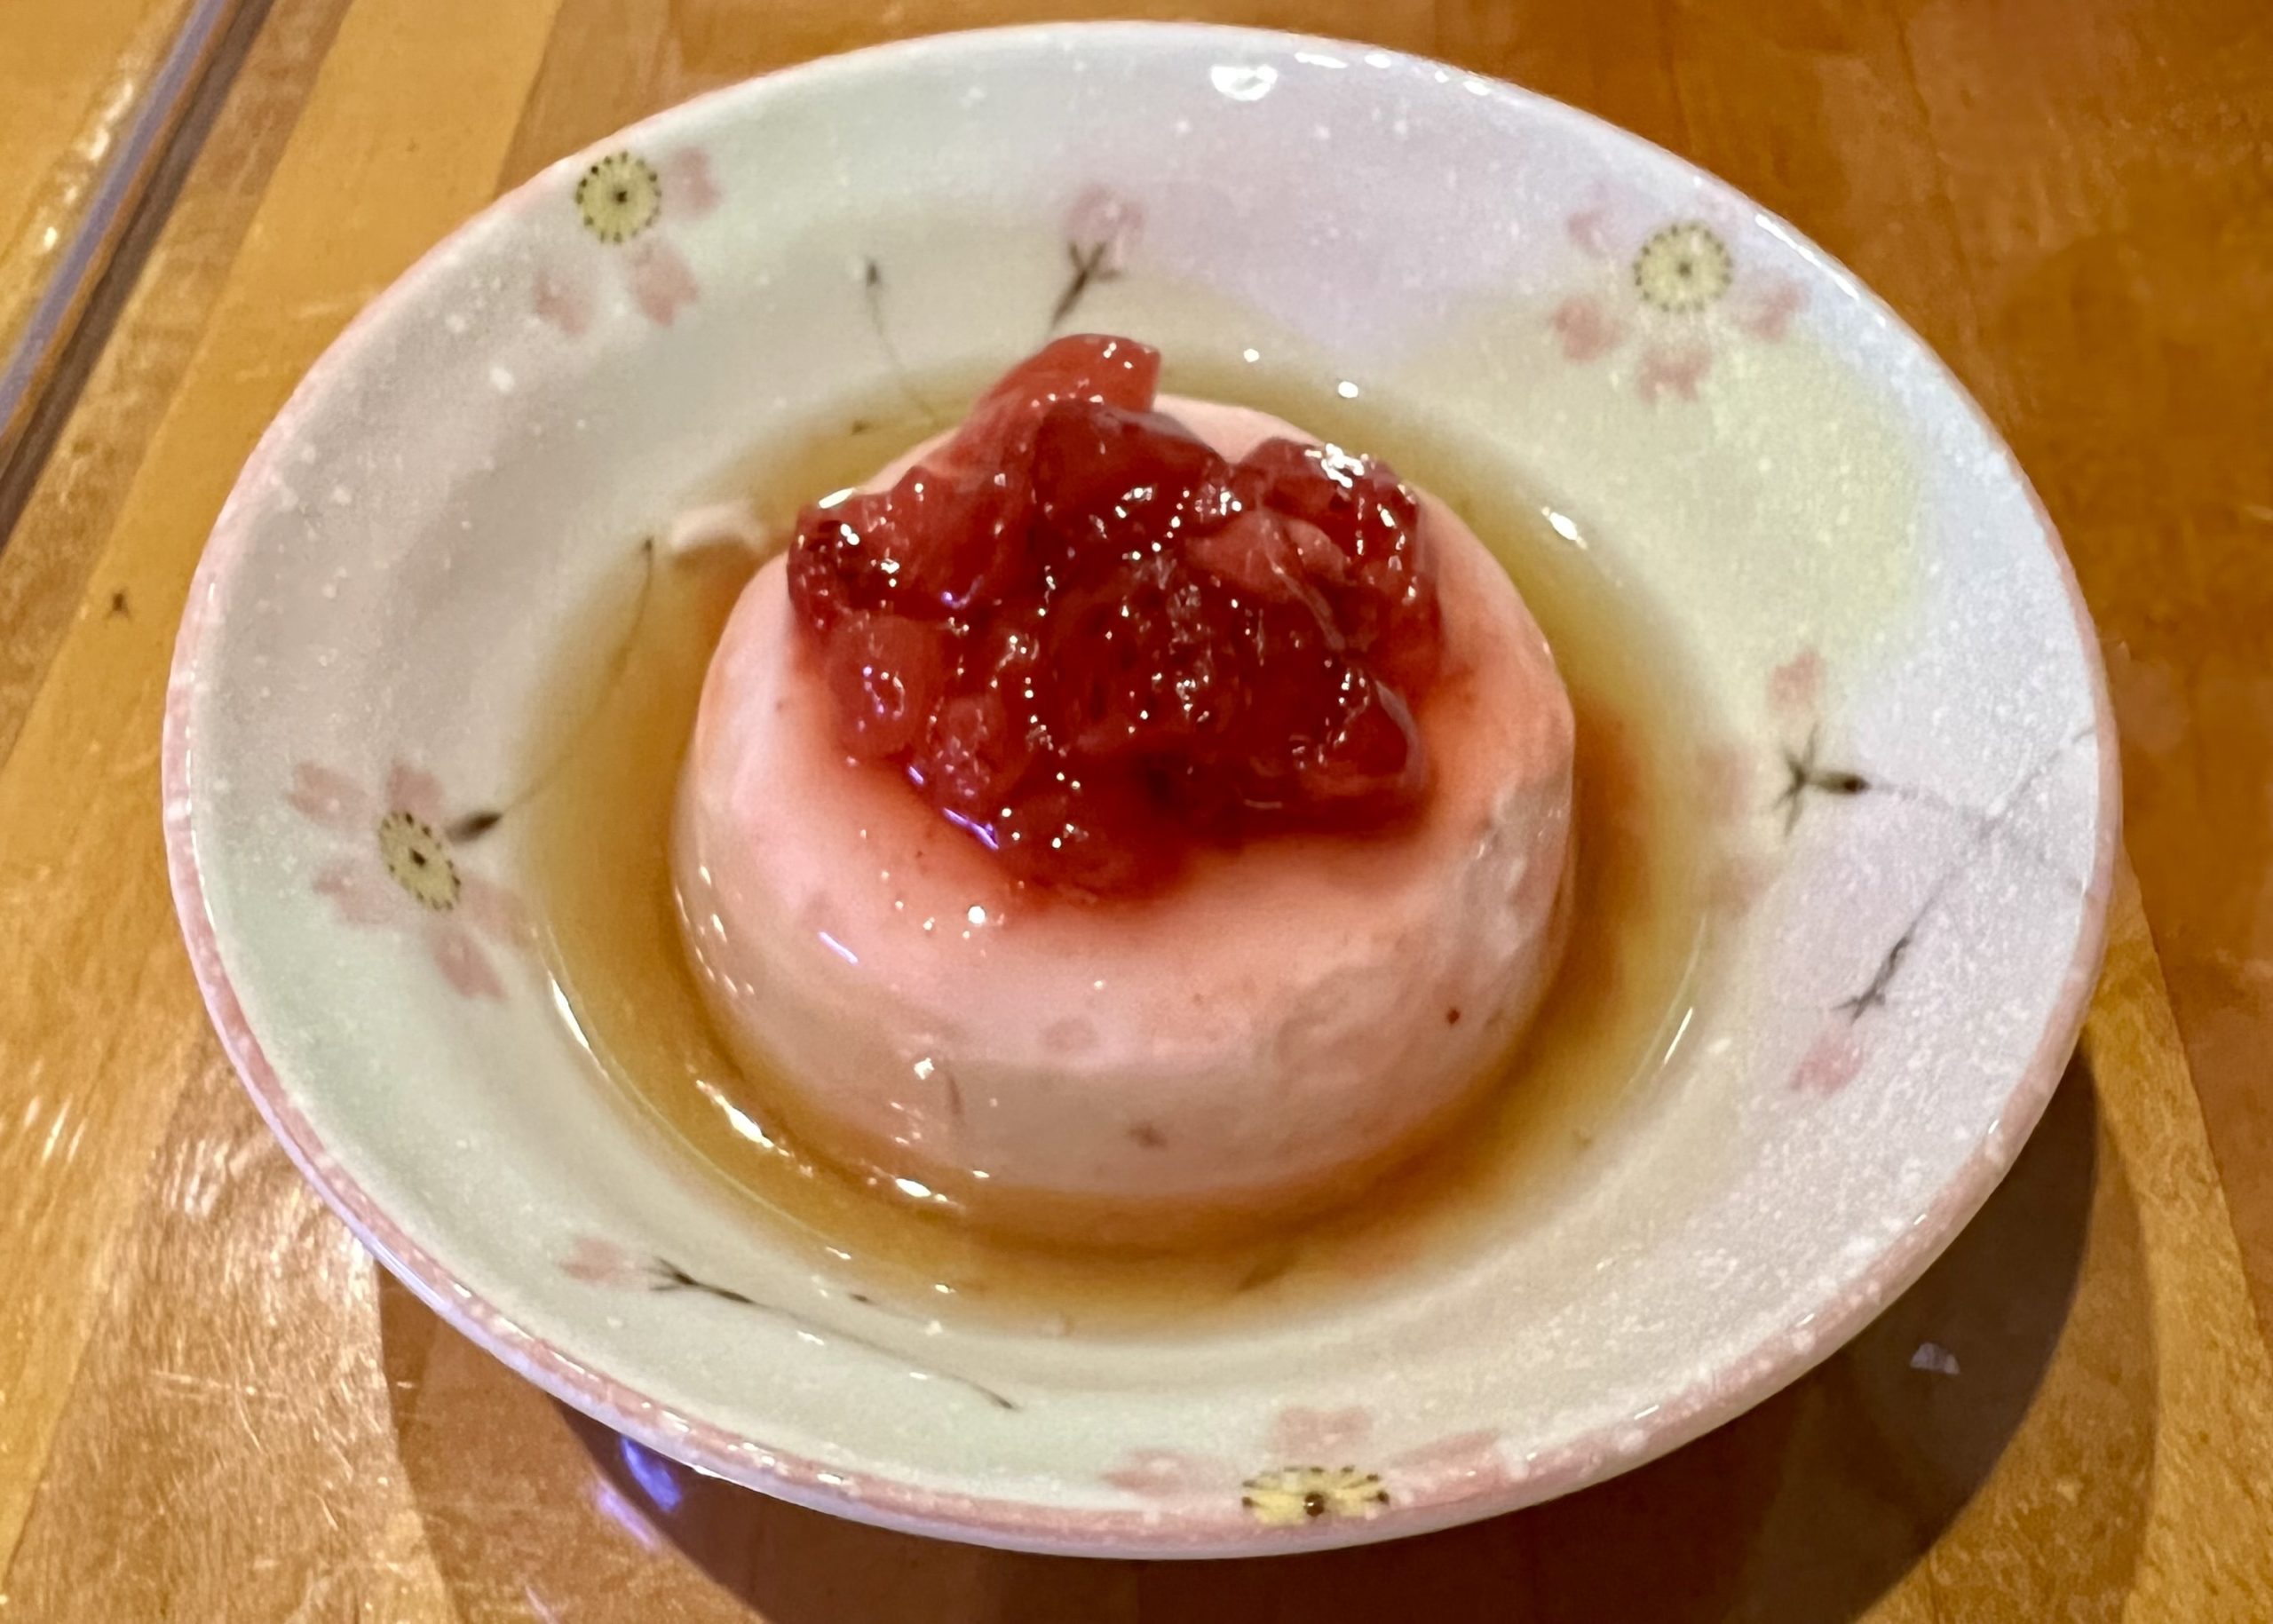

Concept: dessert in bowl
[[677, 335, 1576, 1242], [165, 24, 2115, 1556]]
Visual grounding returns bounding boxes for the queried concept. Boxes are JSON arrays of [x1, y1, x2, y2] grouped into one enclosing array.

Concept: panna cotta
[[674, 338, 1575, 1241]]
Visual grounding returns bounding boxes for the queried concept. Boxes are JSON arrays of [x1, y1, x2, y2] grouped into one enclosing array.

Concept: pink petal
[[627, 239, 699, 327], [535, 264, 597, 337], [426, 919, 505, 1001], [1565, 204, 1614, 257], [1793, 1024, 1865, 1097], [1269, 1406, 1372, 1462], [287, 761, 376, 832], [562, 1235, 645, 1286], [1768, 647, 1826, 718], [1065, 184, 1143, 273], [459, 871, 536, 949], [661, 147, 720, 218], [1740, 278, 1806, 341], [1637, 341, 1712, 402], [313, 858, 400, 926], [1389, 1429, 1509, 1493], [1707, 850, 1773, 918], [385, 761, 449, 825], [1100, 1449, 1224, 1498], [1550, 294, 1625, 361]]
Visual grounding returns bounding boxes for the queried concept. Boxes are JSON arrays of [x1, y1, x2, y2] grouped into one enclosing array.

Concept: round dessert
[[674, 337, 1576, 1242]]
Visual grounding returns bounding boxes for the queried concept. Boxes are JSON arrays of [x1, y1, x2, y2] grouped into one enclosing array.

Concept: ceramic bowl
[[165, 22, 2116, 1557]]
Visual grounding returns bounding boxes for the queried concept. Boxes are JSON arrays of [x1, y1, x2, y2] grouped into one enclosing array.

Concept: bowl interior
[[168, 23, 2112, 1556]]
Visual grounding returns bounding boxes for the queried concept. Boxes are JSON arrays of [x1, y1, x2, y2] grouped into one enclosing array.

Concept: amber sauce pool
[[524, 364, 1724, 1336]]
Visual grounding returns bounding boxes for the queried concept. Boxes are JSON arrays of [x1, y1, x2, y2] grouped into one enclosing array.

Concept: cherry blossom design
[[1243, 1467, 1390, 1526], [1386, 1428, 1512, 1495], [1051, 185, 1143, 329], [1763, 646, 1874, 838], [561, 1235, 652, 1287], [287, 759, 530, 999], [1100, 1448, 1221, 1498], [1768, 646, 1826, 720], [1792, 1020, 1865, 1097], [1759, 645, 1883, 1094], [1270, 1406, 1370, 1460], [1695, 741, 1772, 918], [1100, 1404, 1509, 1527], [1707, 844, 1776, 919], [1764, 655, 2094, 1101], [536, 147, 721, 334], [1548, 193, 1806, 403], [557, 1234, 1018, 1410]]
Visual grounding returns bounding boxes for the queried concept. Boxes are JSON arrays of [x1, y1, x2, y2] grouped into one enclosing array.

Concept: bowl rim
[[162, 19, 2120, 1557]]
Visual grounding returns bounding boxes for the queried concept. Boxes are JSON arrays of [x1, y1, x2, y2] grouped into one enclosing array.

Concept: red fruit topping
[[786, 334, 1445, 896]]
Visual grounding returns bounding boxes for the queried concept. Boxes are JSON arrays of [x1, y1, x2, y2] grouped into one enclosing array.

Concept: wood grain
[[0, 0, 193, 359], [6, 873, 2266, 1620], [0, 0, 349, 772], [0, 0, 566, 1573], [3, 0, 2270, 1616]]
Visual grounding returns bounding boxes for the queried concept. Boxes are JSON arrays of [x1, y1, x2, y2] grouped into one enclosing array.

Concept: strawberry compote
[[786, 336, 1445, 896]]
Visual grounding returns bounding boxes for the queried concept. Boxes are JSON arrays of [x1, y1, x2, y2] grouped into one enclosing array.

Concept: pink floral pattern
[[558, 1235, 1020, 1410], [1101, 1404, 1509, 1527], [1269, 1406, 1371, 1460], [1698, 646, 1834, 921], [1762, 645, 1896, 1096], [538, 147, 721, 334], [1065, 185, 1142, 276], [287, 759, 530, 999], [1051, 185, 1144, 329], [1695, 741, 1772, 919], [1707, 847, 1774, 918], [561, 1235, 652, 1287], [1768, 646, 1826, 720], [1099, 1448, 1219, 1497], [1548, 193, 1807, 403], [1793, 1022, 1865, 1097]]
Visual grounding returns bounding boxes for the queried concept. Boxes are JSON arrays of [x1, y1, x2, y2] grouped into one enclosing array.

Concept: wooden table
[[4, 2, 2270, 1617], [2, 0, 193, 362]]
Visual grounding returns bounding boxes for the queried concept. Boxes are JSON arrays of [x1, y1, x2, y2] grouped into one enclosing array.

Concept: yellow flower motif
[[377, 809, 462, 910], [575, 152, 663, 244], [1633, 221, 1733, 313], [1239, 1466, 1390, 1526]]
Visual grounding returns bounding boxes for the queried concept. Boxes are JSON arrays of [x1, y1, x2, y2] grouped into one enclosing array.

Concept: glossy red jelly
[[787, 335, 1445, 895]]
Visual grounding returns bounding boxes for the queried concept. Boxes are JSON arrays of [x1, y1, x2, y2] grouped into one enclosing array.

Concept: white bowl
[[165, 22, 2116, 1557]]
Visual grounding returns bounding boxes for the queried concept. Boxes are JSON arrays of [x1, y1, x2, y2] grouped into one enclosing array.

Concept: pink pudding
[[673, 339, 1576, 1243]]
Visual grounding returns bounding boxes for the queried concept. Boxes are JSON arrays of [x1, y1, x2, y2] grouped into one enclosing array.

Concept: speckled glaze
[[163, 24, 2116, 1557]]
